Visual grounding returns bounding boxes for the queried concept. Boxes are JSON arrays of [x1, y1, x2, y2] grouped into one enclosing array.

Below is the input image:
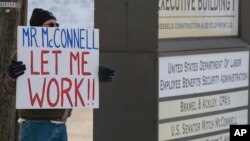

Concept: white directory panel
[[159, 0, 239, 38], [159, 51, 249, 98], [159, 90, 248, 120], [192, 133, 229, 141], [159, 110, 248, 141]]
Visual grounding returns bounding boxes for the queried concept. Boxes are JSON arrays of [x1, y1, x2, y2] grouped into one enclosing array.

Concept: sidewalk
[[67, 109, 93, 141]]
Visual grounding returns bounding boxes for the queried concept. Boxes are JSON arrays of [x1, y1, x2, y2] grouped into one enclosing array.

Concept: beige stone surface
[[67, 109, 93, 141]]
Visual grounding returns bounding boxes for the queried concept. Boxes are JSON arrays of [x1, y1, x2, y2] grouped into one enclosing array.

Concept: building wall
[[94, 0, 158, 141], [94, 0, 250, 141]]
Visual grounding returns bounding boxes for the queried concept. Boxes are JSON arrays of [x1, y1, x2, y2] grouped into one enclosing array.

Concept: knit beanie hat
[[30, 8, 57, 26]]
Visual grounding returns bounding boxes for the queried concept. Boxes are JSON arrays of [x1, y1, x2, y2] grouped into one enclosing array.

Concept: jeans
[[19, 120, 67, 141]]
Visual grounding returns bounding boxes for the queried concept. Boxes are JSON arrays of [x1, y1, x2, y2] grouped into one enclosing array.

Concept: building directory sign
[[158, 50, 249, 141], [158, 0, 239, 38]]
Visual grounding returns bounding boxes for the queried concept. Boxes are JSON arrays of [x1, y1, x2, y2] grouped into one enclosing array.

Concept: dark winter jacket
[[3, 51, 71, 121]]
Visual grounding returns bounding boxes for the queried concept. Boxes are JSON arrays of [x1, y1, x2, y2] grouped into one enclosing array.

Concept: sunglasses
[[49, 23, 59, 27], [44, 23, 59, 27]]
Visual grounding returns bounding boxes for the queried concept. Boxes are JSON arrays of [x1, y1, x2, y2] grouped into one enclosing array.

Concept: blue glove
[[99, 66, 116, 82], [8, 60, 26, 80]]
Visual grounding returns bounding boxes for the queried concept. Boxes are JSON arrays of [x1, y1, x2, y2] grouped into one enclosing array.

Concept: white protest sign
[[16, 26, 99, 109]]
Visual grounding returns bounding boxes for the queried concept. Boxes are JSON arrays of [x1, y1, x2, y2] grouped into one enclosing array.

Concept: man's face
[[42, 19, 59, 27]]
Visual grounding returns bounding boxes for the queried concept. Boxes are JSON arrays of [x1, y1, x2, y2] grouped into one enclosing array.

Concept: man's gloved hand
[[99, 66, 116, 82], [8, 60, 26, 80]]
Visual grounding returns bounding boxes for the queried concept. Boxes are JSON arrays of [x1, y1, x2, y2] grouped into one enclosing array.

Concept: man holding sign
[[3, 8, 115, 141]]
